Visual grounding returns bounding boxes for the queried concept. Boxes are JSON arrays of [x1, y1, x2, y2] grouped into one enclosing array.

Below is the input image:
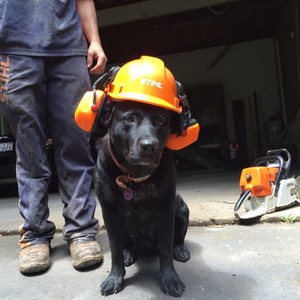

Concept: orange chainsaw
[[234, 148, 300, 220]]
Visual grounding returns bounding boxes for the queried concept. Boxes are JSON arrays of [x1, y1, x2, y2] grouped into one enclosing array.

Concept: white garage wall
[[162, 38, 281, 155]]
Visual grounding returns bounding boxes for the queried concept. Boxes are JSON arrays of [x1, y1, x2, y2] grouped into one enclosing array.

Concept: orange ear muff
[[74, 90, 105, 132], [166, 120, 200, 150]]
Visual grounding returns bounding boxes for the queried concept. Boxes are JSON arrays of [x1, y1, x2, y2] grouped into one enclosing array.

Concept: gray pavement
[[1, 224, 300, 299], [1, 168, 300, 299]]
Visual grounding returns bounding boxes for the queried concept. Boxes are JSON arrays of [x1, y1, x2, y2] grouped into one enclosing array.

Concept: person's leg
[[0, 55, 55, 273], [45, 56, 102, 268]]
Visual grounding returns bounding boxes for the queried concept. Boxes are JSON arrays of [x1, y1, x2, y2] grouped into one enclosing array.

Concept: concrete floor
[[1, 224, 300, 300], [1, 168, 300, 299]]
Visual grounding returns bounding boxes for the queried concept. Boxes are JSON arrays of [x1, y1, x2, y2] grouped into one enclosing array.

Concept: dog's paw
[[159, 270, 185, 297], [100, 274, 124, 296], [123, 248, 136, 267], [173, 244, 191, 262]]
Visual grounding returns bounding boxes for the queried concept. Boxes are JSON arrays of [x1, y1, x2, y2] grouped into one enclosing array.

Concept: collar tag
[[123, 188, 134, 200]]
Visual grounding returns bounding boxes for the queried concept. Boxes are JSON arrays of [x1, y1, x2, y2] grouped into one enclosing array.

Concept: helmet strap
[[176, 81, 192, 135], [90, 66, 120, 132]]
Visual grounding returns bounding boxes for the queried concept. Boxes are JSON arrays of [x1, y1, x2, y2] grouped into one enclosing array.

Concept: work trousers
[[0, 55, 99, 246]]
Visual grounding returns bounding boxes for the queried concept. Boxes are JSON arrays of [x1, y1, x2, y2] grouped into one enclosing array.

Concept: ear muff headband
[[91, 66, 120, 132], [176, 81, 192, 134], [74, 66, 120, 132]]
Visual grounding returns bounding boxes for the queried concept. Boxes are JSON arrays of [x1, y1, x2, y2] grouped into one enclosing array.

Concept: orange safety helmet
[[107, 56, 182, 114], [75, 56, 200, 150]]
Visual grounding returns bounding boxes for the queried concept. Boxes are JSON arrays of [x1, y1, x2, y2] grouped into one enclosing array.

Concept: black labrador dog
[[94, 101, 190, 297]]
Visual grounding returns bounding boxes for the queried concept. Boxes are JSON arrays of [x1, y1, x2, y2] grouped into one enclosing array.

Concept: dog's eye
[[156, 118, 168, 127], [125, 115, 135, 123]]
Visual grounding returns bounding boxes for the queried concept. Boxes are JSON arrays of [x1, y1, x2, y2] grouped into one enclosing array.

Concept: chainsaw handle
[[234, 190, 250, 214], [252, 155, 284, 168], [267, 148, 291, 177]]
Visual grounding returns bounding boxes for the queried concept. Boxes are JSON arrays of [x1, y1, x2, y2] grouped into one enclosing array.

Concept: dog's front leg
[[158, 207, 185, 297], [100, 204, 126, 296]]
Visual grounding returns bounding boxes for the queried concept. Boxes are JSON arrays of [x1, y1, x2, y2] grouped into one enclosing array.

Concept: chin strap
[[108, 139, 151, 189]]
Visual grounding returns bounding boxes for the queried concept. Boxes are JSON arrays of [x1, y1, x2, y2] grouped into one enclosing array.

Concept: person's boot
[[69, 240, 103, 269], [19, 243, 51, 274]]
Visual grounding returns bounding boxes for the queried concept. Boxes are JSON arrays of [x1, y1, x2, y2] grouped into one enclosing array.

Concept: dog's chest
[[119, 182, 162, 241], [122, 198, 160, 250]]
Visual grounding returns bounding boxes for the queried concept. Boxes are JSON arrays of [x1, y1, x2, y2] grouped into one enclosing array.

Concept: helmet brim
[[108, 92, 182, 114]]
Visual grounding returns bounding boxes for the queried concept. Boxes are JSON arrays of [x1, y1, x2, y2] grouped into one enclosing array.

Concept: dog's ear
[[98, 98, 115, 127], [170, 112, 183, 136], [90, 101, 114, 158], [91, 97, 115, 137], [88, 100, 114, 159]]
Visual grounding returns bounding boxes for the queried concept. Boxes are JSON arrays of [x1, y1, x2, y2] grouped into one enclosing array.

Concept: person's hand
[[87, 41, 107, 74]]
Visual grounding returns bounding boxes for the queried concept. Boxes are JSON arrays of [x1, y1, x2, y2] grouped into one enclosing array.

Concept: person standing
[[0, 0, 107, 274]]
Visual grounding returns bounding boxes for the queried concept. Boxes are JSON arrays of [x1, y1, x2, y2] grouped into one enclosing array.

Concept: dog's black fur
[[95, 101, 190, 297]]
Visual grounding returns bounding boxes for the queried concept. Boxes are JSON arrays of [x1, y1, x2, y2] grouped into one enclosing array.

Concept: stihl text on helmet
[[140, 78, 163, 89]]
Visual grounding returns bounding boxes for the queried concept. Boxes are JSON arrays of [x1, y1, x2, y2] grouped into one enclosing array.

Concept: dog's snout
[[140, 138, 159, 153]]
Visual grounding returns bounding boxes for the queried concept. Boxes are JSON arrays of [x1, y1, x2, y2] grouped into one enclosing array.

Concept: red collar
[[108, 138, 151, 189]]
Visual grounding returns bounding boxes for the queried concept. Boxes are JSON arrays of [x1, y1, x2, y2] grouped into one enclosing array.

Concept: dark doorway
[[232, 99, 248, 166]]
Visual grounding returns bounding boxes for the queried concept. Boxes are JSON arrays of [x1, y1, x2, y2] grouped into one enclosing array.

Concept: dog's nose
[[140, 139, 159, 153]]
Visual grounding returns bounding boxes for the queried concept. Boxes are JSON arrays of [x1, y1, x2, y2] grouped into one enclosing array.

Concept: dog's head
[[75, 56, 200, 168], [107, 101, 180, 176]]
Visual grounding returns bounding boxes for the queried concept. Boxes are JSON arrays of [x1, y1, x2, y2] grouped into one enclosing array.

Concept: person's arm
[[76, 0, 107, 74]]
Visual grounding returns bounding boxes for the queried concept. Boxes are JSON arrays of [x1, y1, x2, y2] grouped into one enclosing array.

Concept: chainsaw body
[[234, 149, 300, 220]]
